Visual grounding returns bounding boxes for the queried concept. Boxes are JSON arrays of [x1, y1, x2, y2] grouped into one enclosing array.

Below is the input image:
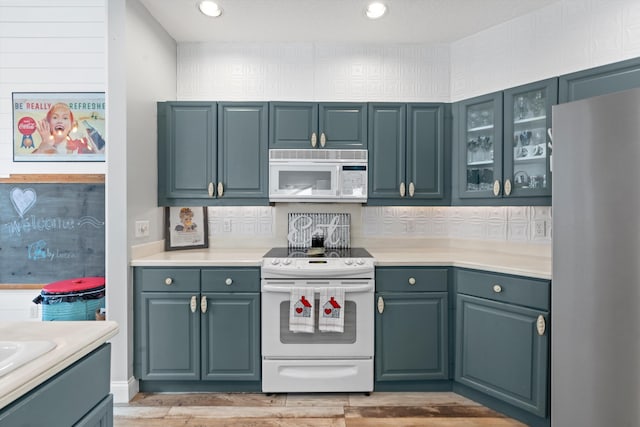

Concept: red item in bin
[[43, 277, 105, 294]]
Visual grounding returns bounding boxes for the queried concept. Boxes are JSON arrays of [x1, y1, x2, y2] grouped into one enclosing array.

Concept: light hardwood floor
[[114, 392, 527, 426]]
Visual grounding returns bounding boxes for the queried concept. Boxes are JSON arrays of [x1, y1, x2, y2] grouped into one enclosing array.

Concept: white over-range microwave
[[269, 149, 368, 203]]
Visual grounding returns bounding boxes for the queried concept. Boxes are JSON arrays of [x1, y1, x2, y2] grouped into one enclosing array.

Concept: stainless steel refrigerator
[[552, 88, 640, 426]]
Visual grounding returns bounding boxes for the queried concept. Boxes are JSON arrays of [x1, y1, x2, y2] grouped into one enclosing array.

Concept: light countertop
[[131, 240, 551, 280], [0, 321, 119, 410]]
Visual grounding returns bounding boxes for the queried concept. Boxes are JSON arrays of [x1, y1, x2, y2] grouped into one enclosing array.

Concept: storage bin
[[33, 277, 105, 321]]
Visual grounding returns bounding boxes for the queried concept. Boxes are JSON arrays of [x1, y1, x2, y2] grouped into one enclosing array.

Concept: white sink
[[0, 340, 56, 377]]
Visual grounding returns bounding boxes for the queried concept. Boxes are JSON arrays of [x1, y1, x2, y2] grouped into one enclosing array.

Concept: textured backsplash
[[207, 205, 552, 243]]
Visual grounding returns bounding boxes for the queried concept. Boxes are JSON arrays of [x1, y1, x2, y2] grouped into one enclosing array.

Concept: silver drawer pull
[[165, 277, 173, 286], [201, 295, 208, 313], [190, 296, 197, 313], [492, 284, 502, 293], [377, 296, 384, 314], [225, 278, 233, 286], [408, 277, 416, 286]]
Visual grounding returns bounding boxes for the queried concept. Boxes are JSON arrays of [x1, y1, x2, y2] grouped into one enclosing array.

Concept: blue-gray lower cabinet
[[0, 344, 112, 427], [455, 269, 550, 419], [134, 267, 260, 390], [375, 267, 449, 389]]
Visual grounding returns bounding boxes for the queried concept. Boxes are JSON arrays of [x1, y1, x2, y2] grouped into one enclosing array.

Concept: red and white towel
[[289, 288, 315, 333], [319, 288, 345, 333]]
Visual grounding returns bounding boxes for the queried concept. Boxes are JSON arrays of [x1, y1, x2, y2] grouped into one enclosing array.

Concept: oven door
[[261, 279, 374, 358], [269, 163, 339, 201]]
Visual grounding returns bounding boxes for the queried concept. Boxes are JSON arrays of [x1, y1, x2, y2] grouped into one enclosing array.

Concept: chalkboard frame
[[0, 174, 104, 289]]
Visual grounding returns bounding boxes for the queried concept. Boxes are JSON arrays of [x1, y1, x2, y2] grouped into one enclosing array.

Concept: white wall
[[0, 0, 106, 175], [105, 0, 177, 402], [450, 0, 640, 100]]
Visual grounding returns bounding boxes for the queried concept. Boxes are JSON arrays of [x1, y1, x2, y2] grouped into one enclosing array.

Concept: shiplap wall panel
[[0, 0, 106, 176]]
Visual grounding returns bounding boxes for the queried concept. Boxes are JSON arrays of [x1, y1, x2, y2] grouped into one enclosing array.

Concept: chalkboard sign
[[0, 182, 105, 284]]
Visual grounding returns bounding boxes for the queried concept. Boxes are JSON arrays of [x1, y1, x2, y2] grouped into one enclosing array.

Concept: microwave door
[[270, 164, 339, 199]]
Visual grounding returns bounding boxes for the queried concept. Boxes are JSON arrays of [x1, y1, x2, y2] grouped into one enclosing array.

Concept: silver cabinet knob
[[504, 178, 512, 196], [408, 277, 416, 286], [208, 182, 215, 197], [201, 295, 208, 313], [400, 182, 406, 197], [217, 182, 224, 197], [190, 296, 197, 313], [225, 278, 233, 286], [311, 132, 317, 148], [493, 180, 501, 197], [377, 296, 384, 314], [492, 284, 502, 293], [408, 182, 415, 197], [164, 277, 173, 286], [320, 132, 326, 148]]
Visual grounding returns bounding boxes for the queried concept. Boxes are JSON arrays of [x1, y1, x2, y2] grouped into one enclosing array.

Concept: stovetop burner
[[263, 247, 372, 259]]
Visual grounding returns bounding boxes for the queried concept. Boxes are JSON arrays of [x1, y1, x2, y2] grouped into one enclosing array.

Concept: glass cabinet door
[[503, 79, 557, 199], [458, 92, 503, 198]]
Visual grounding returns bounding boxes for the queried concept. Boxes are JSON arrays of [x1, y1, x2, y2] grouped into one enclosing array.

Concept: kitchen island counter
[[0, 320, 119, 410], [130, 239, 551, 279]]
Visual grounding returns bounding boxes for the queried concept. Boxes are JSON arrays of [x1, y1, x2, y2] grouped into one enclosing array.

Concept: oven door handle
[[262, 284, 373, 293]]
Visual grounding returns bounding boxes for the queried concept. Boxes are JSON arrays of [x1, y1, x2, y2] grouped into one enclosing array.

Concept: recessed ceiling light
[[365, 2, 387, 19], [198, 0, 222, 18]]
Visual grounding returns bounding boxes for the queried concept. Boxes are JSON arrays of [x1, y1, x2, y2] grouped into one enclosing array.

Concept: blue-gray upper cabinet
[[375, 267, 449, 386], [559, 56, 640, 103], [217, 102, 269, 201], [368, 103, 448, 204], [158, 102, 216, 205], [269, 102, 367, 149], [157, 101, 268, 206], [503, 79, 556, 201], [455, 268, 549, 418], [454, 78, 556, 205]]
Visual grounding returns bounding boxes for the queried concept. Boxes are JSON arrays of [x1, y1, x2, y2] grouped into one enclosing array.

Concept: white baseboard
[[111, 377, 139, 403]]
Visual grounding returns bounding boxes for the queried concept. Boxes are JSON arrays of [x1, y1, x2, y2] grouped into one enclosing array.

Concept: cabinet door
[[158, 102, 217, 204], [503, 79, 556, 200], [375, 292, 448, 381], [407, 103, 446, 200], [456, 294, 548, 417], [559, 57, 640, 103], [319, 103, 368, 149], [456, 92, 503, 199], [368, 103, 406, 199], [139, 292, 200, 380], [269, 102, 318, 149], [217, 102, 268, 199], [201, 293, 260, 381]]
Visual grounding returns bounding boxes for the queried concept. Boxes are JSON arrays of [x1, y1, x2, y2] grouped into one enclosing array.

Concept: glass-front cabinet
[[456, 78, 556, 204], [457, 92, 503, 199], [503, 79, 556, 199]]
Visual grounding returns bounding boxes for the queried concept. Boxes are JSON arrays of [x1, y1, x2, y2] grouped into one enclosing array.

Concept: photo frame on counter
[[165, 207, 209, 251], [12, 92, 106, 162]]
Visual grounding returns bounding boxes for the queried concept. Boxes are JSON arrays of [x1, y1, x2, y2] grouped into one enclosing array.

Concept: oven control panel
[[262, 257, 375, 279]]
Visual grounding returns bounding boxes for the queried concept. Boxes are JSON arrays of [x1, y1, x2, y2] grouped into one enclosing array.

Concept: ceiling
[[139, 0, 561, 44]]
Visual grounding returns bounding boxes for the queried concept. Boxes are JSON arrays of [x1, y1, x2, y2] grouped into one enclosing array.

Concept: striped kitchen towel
[[289, 288, 315, 333], [318, 288, 345, 333]]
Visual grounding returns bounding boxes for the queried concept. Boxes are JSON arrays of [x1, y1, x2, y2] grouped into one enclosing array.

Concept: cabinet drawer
[[376, 267, 448, 292], [201, 268, 260, 292], [138, 268, 200, 292], [456, 268, 549, 311]]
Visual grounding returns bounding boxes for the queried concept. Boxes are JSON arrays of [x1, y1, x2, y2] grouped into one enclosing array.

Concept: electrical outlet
[[534, 220, 547, 238], [223, 218, 232, 232], [406, 219, 416, 233], [135, 220, 150, 237]]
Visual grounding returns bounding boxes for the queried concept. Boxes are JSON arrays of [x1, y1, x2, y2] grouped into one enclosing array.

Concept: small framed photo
[[165, 207, 209, 251], [13, 92, 106, 162]]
